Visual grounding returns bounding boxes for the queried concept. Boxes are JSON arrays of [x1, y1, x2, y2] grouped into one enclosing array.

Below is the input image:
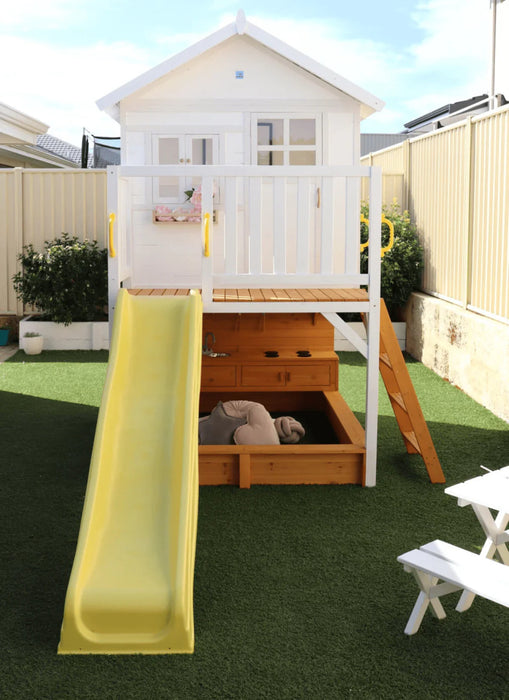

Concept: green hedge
[[360, 200, 423, 318], [13, 234, 108, 325]]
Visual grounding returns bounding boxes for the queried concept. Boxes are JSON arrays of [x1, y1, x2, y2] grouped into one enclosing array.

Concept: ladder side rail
[[378, 300, 445, 483]]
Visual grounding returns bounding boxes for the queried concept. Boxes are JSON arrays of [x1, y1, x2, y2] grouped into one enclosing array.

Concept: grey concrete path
[[0, 345, 19, 363]]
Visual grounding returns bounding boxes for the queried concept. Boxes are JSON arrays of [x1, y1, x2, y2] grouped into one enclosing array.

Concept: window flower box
[[153, 205, 202, 223]]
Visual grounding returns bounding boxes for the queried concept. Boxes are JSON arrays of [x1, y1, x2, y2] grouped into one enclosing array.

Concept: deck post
[[107, 166, 120, 340], [364, 166, 382, 486], [201, 176, 214, 304]]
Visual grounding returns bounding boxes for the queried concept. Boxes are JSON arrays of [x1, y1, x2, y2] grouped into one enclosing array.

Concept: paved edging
[[0, 345, 19, 363]]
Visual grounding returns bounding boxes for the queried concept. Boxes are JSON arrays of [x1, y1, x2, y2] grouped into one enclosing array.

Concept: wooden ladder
[[375, 300, 445, 484]]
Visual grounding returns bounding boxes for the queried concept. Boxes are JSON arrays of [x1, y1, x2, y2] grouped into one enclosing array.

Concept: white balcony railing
[[109, 164, 381, 306]]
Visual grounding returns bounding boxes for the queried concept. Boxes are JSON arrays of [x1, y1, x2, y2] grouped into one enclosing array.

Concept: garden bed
[[19, 317, 109, 351]]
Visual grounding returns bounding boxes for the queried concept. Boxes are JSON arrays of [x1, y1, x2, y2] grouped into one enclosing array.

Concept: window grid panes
[[255, 116, 318, 165]]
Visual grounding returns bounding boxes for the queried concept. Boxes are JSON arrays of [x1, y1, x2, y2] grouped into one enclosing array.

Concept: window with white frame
[[153, 134, 218, 202], [253, 115, 321, 165]]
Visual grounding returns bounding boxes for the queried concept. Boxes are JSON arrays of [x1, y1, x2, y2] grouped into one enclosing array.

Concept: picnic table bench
[[398, 466, 509, 635], [398, 539, 509, 635]]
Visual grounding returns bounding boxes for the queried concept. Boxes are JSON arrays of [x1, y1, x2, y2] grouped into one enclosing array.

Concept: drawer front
[[201, 365, 237, 388], [240, 364, 286, 387], [285, 363, 331, 388]]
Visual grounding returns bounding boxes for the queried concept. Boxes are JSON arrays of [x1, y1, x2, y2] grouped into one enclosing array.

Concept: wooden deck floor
[[127, 288, 369, 303]]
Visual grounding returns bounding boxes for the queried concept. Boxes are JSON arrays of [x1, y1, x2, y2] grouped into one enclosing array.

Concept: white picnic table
[[444, 465, 509, 611], [397, 466, 509, 634]]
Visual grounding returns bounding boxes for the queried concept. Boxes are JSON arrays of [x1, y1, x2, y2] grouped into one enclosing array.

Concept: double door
[[154, 134, 218, 203]]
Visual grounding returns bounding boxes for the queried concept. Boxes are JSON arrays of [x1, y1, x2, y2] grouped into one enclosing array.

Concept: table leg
[[456, 509, 509, 612], [405, 570, 447, 635]]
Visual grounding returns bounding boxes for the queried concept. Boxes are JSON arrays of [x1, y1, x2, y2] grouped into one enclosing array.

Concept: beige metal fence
[[3, 118, 509, 324], [0, 168, 107, 314], [361, 105, 509, 323]]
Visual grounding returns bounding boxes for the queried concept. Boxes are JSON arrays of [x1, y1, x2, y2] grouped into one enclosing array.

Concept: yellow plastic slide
[[58, 289, 202, 654]]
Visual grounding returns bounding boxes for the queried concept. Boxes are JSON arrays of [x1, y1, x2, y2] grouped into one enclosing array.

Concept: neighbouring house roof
[[0, 102, 49, 145], [361, 94, 509, 156], [0, 133, 92, 169], [0, 102, 84, 168], [36, 133, 93, 166], [97, 10, 384, 122], [360, 133, 409, 157], [403, 94, 500, 133]]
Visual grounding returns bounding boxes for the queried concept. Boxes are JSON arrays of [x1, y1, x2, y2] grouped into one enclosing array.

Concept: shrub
[[13, 234, 108, 325], [360, 200, 423, 318]]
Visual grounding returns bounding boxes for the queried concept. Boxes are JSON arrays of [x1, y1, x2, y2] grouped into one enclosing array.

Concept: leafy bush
[[13, 234, 108, 325], [360, 200, 423, 318]]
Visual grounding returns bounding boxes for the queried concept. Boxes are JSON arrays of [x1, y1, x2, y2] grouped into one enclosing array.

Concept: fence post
[[463, 117, 475, 309], [403, 138, 411, 213], [13, 168, 24, 316]]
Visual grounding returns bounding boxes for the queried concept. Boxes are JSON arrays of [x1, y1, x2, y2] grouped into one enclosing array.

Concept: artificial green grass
[[1, 350, 508, 699]]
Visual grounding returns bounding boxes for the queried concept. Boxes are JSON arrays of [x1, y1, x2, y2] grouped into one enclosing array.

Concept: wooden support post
[[239, 453, 251, 489], [364, 166, 382, 487], [201, 176, 214, 306], [107, 166, 120, 338]]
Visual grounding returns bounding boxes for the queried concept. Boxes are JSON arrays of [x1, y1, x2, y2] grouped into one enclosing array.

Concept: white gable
[[97, 12, 383, 121], [128, 35, 354, 106]]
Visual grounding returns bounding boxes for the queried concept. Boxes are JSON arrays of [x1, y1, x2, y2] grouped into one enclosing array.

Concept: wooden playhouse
[[98, 11, 443, 487]]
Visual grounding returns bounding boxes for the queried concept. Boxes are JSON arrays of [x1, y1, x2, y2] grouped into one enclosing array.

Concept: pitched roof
[[97, 10, 384, 122], [0, 101, 48, 145], [36, 133, 89, 165], [403, 95, 490, 131]]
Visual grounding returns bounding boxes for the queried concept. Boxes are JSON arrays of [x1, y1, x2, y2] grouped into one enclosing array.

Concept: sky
[[1, 0, 506, 147]]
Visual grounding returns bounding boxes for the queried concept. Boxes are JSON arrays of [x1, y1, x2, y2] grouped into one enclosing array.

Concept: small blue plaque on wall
[[235, 70, 244, 79]]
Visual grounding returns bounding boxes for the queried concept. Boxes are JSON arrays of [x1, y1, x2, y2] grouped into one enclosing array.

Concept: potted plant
[[13, 233, 109, 350], [0, 324, 9, 346], [23, 331, 43, 355]]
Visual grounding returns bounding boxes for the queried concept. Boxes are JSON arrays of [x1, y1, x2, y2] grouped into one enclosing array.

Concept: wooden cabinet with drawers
[[201, 352, 338, 392], [200, 312, 339, 393]]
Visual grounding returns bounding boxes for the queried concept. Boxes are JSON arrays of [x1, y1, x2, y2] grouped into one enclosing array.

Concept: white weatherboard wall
[[119, 34, 361, 289]]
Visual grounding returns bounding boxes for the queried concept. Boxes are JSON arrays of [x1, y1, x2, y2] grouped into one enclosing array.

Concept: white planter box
[[19, 317, 109, 351], [334, 322, 406, 352]]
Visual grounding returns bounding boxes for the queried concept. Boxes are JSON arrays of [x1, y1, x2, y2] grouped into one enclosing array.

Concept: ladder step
[[376, 299, 445, 483], [402, 431, 421, 454], [380, 352, 392, 368], [388, 391, 407, 411]]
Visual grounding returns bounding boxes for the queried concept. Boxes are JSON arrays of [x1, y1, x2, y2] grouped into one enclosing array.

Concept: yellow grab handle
[[359, 214, 395, 257], [203, 212, 211, 258], [108, 213, 116, 258], [380, 215, 395, 258], [360, 214, 370, 252]]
